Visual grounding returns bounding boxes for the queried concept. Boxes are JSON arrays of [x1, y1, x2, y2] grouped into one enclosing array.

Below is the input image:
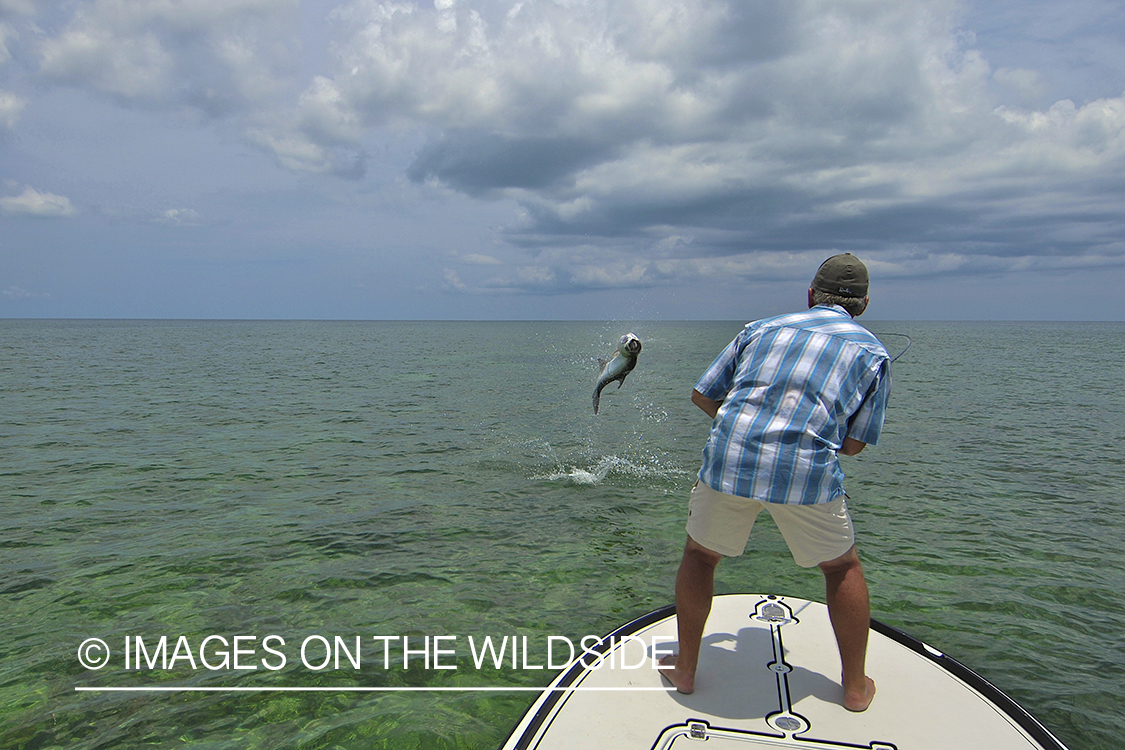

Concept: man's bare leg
[[819, 545, 876, 711], [659, 536, 723, 694]]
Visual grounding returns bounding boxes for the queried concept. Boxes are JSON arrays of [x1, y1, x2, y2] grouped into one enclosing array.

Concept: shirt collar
[[813, 303, 852, 318]]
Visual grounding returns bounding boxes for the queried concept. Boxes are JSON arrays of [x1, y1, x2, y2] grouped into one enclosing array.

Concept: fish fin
[[596, 357, 608, 377]]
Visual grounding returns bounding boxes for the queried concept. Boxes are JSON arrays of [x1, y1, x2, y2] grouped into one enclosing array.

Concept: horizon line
[[4, 316, 1123, 324]]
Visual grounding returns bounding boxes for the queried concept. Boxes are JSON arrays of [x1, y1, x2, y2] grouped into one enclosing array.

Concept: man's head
[[809, 253, 869, 317]]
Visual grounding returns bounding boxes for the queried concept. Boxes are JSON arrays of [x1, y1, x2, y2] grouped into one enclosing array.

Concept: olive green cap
[[811, 253, 868, 298]]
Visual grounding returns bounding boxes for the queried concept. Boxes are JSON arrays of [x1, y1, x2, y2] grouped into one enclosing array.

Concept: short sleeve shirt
[[695, 305, 890, 505]]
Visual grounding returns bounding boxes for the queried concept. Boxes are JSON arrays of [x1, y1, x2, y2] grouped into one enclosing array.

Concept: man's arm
[[692, 389, 723, 419], [839, 437, 866, 456]]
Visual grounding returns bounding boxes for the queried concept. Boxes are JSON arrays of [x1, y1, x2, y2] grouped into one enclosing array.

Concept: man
[[659, 253, 889, 713]]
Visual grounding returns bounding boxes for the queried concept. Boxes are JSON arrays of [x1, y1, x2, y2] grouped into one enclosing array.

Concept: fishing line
[[878, 333, 913, 363]]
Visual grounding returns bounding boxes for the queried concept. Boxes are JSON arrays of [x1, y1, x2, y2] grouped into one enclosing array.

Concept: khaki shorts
[[686, 481, 855, 567]]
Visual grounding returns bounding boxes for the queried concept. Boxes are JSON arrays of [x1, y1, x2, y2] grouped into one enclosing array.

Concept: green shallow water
[[1, 319, 1122, 749]]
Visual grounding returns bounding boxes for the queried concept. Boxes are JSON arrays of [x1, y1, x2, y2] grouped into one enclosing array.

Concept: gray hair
[[811, 289, 868, 317]]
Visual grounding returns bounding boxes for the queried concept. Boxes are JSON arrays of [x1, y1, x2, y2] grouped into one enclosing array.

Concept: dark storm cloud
[[407, 132, 619, 196]]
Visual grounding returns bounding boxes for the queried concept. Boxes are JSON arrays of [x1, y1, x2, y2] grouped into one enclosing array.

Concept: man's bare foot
[[658, 654, 696, 694], [844, 676, 876, 712]]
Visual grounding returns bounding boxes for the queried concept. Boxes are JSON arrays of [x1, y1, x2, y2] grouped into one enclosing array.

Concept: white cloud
[[993, 67, 1046, 103], [0, 90, 24, 128], [0, 22, 15, 65], [996, 97, 1125, 157], [2, 285, 47, 300], [442, 268, 467, 291], [296, 76, 363, 144], [289, 0, 992, 204], [41, 24, 173, 99], [38, 0, 298, 109], [244, 126, 364, 176], [459, 253, 502, 265], [160, 208, 201, 224], [0, 186, 77, 217]]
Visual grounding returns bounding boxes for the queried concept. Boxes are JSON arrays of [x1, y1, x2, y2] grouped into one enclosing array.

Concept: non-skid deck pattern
[[503, 594, 1067, 750]]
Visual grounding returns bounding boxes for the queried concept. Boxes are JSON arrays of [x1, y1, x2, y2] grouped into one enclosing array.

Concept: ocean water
[[1, 319, 1122, 750]]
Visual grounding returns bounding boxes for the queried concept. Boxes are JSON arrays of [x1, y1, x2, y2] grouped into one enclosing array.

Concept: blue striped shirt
[[695, 305, 890, 505]]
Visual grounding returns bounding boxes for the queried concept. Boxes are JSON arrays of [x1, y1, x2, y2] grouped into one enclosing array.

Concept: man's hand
[[839, 437, 866, 456], [692, 389, 723, 419]]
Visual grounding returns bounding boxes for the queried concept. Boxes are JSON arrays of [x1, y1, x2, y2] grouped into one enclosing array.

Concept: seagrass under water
[[1, 319, 1122, 749]]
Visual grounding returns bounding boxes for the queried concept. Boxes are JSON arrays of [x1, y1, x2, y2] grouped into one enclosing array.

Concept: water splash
[[536, 454, 688, 486]]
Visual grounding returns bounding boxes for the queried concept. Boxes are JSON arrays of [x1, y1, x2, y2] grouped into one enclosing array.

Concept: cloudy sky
[[1, 0, 1123, 320]]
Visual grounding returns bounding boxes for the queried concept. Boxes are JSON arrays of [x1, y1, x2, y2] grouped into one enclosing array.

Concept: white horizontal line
[[76, 686, 673, 693]]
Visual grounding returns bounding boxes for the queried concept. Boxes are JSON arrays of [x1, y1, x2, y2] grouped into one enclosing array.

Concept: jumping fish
[[593, 333, 642, 414]]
